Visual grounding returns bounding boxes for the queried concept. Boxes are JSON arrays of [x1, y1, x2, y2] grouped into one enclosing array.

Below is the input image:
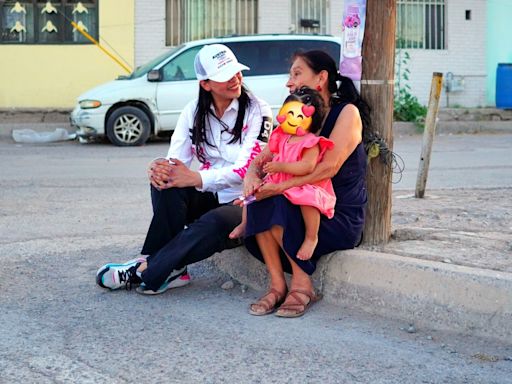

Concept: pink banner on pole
[[339, 0, 367, 81]]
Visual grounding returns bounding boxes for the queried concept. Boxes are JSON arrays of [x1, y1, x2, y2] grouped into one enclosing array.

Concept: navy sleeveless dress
[[244, 102, 367, 275]]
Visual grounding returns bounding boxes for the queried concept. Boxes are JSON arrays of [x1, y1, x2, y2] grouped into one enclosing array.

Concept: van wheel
[[106, 106, 151, 146]]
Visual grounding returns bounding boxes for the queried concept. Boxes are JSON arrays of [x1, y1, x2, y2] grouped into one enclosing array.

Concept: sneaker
[[136, 266, 190, 295], [96, 257, 146, 290]]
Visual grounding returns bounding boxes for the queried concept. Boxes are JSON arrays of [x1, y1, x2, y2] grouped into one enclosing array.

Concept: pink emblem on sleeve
[[232, 142, 262, 178]]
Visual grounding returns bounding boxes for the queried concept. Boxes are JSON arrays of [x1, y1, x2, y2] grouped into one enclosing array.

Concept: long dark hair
[[283, 87, 325, 134], [192, 84, 251, 164], [292, 50, 371, 134]]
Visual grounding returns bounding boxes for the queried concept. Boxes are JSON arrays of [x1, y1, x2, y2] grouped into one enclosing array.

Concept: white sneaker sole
[[136, 273, 190, 295], [96, 257, 145, 290]]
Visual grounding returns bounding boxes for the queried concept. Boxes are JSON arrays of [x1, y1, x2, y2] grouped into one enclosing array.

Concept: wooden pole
[[361, 0, 396, 245], [415, 72, 443, 198]]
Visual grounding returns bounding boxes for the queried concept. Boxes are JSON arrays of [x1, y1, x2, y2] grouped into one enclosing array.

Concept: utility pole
[[360, 0, 396, 245], [415, 72, 443, 198]]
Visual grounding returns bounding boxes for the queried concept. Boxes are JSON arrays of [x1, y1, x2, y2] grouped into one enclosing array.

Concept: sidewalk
[[1, 107, 511, 140], [210, 159, 511, 343], [212, 187, 512, 343], [209, 115, 512, 344]]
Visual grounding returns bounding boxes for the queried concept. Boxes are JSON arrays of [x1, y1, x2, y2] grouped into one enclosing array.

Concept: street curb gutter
[[212, 248, 512, 342]]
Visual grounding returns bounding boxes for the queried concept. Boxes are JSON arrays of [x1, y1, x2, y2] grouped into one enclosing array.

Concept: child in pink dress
[[230, 88, 335, 261]]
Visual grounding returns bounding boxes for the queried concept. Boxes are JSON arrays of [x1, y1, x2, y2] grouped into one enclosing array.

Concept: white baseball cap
[[194, 44, 250, 82]]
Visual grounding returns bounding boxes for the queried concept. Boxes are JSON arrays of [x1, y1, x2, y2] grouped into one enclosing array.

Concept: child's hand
[[232, 198, 244, 207], [263, 161, 284, 174]]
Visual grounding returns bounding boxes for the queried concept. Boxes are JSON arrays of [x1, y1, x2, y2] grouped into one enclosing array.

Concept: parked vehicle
[[71, 34, 341, 146]]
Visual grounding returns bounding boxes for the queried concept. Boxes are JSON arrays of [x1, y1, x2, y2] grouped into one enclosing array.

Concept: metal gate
[[290, 0, 329, 35], [166, 0, 258, 46], [396, 0, 445, 50]]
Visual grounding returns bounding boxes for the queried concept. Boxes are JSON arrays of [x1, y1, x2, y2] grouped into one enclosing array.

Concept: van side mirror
[[147, 70, 162, 82]]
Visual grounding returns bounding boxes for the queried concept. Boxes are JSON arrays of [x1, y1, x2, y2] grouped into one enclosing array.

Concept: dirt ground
[[370, 188, 512, 273]]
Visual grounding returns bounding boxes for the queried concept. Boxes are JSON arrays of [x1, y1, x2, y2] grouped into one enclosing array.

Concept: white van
[[71, 34, 341, 146]]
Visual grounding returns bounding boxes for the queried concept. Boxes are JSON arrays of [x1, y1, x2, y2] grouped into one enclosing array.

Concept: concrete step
[[212, 247, 512, 343]]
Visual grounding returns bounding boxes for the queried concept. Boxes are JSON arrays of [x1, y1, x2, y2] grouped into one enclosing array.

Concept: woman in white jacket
[[96, 44, 272, 295]]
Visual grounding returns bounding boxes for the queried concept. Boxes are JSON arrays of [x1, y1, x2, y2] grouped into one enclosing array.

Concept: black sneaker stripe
[[96, 267, 111, 289], [165, 269, 186, 284]]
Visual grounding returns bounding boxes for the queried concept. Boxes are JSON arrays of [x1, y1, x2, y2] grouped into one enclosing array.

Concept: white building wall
[[135, 0, 168, 67], [258, 0, 344, 37], [134, 0, 485, 107], [329, 0, 345, 38], [135, 0, 345, 67], [258, 0, 291, 34], [404, 0, 487, 107]]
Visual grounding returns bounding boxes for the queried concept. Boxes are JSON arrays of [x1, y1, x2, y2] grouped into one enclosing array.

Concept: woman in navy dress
[[243, 50, 371, 317]]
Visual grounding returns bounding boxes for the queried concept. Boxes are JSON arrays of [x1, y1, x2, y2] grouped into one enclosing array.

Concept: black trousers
[[140, 185, 242, 291]]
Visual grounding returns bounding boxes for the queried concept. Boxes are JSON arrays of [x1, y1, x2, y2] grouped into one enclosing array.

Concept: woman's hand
[[254, 181, 284, 200], [166, 158, 202, 188], [243, 173, 263, 197], [148, 158, 201, 189], [148, 158, 172, 190]]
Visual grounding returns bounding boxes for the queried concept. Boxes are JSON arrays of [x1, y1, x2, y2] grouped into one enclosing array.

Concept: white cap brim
[[208, 62, 250, 82]]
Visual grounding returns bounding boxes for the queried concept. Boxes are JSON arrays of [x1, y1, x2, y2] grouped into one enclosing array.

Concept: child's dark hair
[[283, 87, 325, 134]]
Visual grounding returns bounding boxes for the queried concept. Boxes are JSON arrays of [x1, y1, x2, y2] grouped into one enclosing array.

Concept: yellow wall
[[0, 0, 134, 109]]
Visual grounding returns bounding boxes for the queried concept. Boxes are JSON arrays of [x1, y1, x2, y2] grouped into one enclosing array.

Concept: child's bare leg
[[296, 205, 320, 260], [229, 205, 247, 239]]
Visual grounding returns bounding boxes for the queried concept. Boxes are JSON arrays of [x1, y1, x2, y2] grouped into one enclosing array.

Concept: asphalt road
[[392, 133, 512, 190], [1, 134, 511, 383]]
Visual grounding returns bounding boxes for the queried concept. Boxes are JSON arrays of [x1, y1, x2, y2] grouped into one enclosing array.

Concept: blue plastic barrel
[[496, 63, 512, 109]]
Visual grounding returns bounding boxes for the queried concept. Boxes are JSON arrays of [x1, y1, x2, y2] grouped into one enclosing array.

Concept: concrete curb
[[212, 248, 512, 342], [0, 116, 510, 140], [393, 121, 512, 136]]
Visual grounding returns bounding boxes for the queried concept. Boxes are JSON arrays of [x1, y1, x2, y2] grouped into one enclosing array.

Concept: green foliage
[[394, 50, 427, 125], [394, 88, 428, 123]]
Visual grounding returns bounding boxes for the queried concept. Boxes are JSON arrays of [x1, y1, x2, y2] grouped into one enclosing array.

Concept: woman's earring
[[316, 85, 322, 92]]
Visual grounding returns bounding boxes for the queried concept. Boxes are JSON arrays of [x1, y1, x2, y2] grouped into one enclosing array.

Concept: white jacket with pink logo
[[166, 93, 272, 203]]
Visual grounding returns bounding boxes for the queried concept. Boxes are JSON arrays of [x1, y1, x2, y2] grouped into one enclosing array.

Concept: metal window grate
[[396, 0, 445, 50], [290, 0, 328, 34], [0, 0, 98, 44], [166, 0, 257, 46]]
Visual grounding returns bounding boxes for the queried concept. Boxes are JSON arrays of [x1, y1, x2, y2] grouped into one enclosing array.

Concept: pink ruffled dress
[[266, 126, 336, 218]]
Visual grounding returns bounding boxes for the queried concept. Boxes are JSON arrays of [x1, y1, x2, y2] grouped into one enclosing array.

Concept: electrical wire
[[364, 130, 405, 184], [53, 7, 133, 71]]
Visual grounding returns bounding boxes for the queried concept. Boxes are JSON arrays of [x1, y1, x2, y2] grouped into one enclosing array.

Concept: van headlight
[[79, 100, 102, 109]]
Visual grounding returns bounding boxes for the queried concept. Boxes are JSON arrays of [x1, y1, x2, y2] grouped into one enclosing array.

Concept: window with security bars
[[396, 0, 445, 50], [290, 0, 328, 35], [0, 0, 98, 44], [165, 0, 257, 46]]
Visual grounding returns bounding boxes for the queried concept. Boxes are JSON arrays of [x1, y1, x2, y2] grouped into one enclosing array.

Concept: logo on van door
[[257, 116, 272, 143]]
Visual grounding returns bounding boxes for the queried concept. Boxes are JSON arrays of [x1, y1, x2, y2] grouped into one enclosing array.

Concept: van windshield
[[128, 45, 184, 79]]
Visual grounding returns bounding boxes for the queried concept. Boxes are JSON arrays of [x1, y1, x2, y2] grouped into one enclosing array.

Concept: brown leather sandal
[[249, 288, 287, 316], [275, 289, 322, 318]]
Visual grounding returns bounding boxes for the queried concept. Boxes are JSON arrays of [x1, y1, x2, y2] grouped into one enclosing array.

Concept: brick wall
[[133, 1, 485, 107], [258, 0, 291, 34], [135, 0, 167, 67], [135, 0, 345, 67], [402, 0, 487, 107], [259, 0, 344, 36]]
